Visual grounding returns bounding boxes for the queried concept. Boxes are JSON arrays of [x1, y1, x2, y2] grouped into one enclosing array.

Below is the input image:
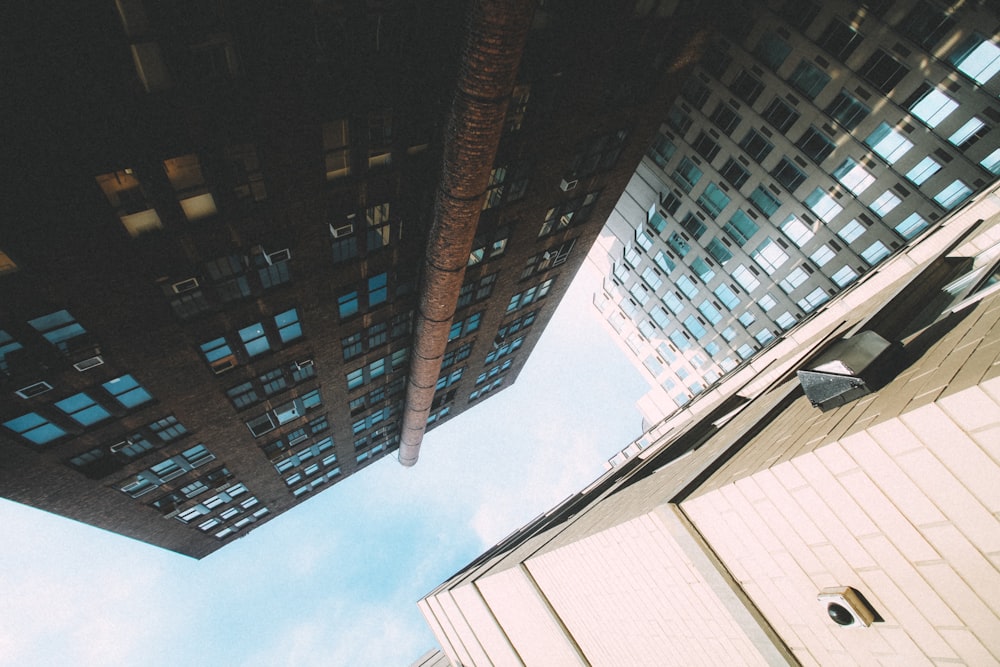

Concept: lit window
[[861, 240, 891, 265], [948, 118, 986, 147], [323, 120, 351, 180], [869, 191, 902, 217], [804, 188, 843, 223], [832, 158, 875, 195], [948, 35, 1000, 85], [103, 375, 153, 408], [865, 123, 913, 164], [907, 86, 958, 127], [275, 309, 302, 343], [933, 180, 973, 210], [3, 412, 66, 445], [751, 238, 788, 275], [837, 220, 865, 244], [55, 392, 110, 426], [368, 273, 388, 307], [780, 215, 813, 247], [905, 156, 941, 185], [338, 291, 359, 318], [239, 322, 270, 357], [831, 265, 858, 287], [28, 310, 86, 351], [895, 213, 928, 240]]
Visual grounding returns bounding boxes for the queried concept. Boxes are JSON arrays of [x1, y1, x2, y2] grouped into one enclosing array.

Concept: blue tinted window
[[103, 375, 153, 408]]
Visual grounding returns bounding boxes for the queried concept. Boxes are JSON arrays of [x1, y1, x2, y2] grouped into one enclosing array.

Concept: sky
[[0, 258, 649, 666]]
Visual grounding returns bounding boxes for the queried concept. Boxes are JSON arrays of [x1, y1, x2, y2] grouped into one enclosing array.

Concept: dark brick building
[[0, 0, 713, 557]]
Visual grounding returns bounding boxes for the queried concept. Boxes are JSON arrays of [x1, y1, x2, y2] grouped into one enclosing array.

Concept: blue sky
[[0, 261, 648, 666]]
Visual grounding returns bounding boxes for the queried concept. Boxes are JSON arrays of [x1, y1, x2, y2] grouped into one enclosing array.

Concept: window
[[907, 85, 958, 127], [681, 78, 710, 109], [647, 132, 677, 167], [817, 20, 863, 60], [895, 212, 929, 240], [672, 157, 702, 193], [338, 291, 359, 318], [0, 330, 23, 374], [538, 191, 600, 237], [663, 291, 684, 314], [368, 273, 388, 307], [865, 123, 913, 164], [771, 157, 806, 192], [900, 1, 956, 50], [759, 293, 777, 312], [837, 219, 865, 244], [738, 312, 756, 327], [778, 266, 809, 294], [239, 322, 270, 357], [861, 240, 891, 265], [731, 264, 760, 292], [28, 310, 86, 352], [629, 283, 650, 306], [832, 158, 875, 195], [739, 129, 773, 163], [55, 392, 110, 426], [825, 89, 870, 130], [788, 60, 830, 100], [731, 70, 764, 104], [709, 104, 741, 135], [905, 156, 941, 185], [3, 412, 66, 445], [795, 126, 836, 164], [831, 265, 858, 287], [751, 238, 788, 275], [762, 98, 800, 133], [798, 287, 829, 312], [706, 238, 732, 264], [858, 49, 910, 93], [948, 118, 987, 148], [748, 187, 781, 217], [934, 180, 973, 210], [669, 331, 691, 351], [449, 312, 482, 341], [331, 234, 359, 264], [691, 257, 715, 283], [777, 0, 819, 31], [948, 34, 1000, 84], [641, 267, 663, 291], [720, 158, 750, 189], [275, 309, 302, 343], [149, 415, 186, 442], [697, 300, 722, 325], [666, 106, 692, 135], [323, 119, 351, 180], [781, 215, 813, 247], [103, 375, 153, 409], [683, 315, 707, 339], [675, 275, 699, 299], [227, 382, 259, 409], [723, 210, 759, 246], [980, 148, 1000, 175], [650, 306, 670, 329], [696, 183, 730, 218], [715, 283, 740, 310], [805, 188, 843, 222], [755, 329, 775, 345], [869, 190, 902, 217], [668, 233, 690, 258], [810, 244, 835, 267], [692, 132, 720, 162], [755, 32, 791, 70]]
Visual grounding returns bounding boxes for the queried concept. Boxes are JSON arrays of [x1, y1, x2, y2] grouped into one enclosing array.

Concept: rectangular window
[[731, 70, 764, 105], [706, 238, 733, 264], [762, 98, 800, 133], [647, 132, 676, 167], [715, 283, 741, 309], [748, 187, 782, 218], [732, 264, 760, 292], [671, 157, 702, 193], [948, 35, 1000, 85], [55, 392, 111, 426], [824, 90, 870, 130], [869, 190, 902, 217], [691, 257, 715, 283], [771, 157, 806, 192], [754, 32, 791, 70], [342, 332, 363, 360], [275, 309, 302, 343], [795, 126, 836, 163], [28, 310, 86, 352], [149, 415, 186, 441], [338, 291, 359, 318], [788, 60, 830, 100], [861, 240, 891, 265], [102, 375, 153, 409], [696, 183, 730, 219], [895, 212, 929, 240], [739, 129, 773, 163], [817, 19, 863, 60], [805, 188, 843, 222], [780, 215, 813, 247], [934, 180, 973, 210], [239, 322, 270, 357], [900, 1, 956, 50], [907, 84, 958, 127], [227, 382, 259, 409], [692, 132, 720, 162], [837, 219, 865, 244], [831, 265, 858, 287], [3, 412, 66, 445], [798, 287, 829, 313], [751, 238, 788, 275], [948, 118, 987, 148], [905, 156, 941, 185], [810, 244, 835, 267], [709, 103, 741, 135], [832, 158, 875, 195], [368, 273, 388, 307], [858, 49, 910, 93], [723, 210, 759, 246], [719, 158, 750, 189], [865, 122, 913, 163]]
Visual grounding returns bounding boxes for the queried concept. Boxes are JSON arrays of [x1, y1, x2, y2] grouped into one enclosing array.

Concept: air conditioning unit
[[210, 354, 238, 375], [817, 587, 877, 628], [73, 355, 105, 371], [542, 251, 553, 262], [110, 439, 133, 453], [294, 359, 314, 370], [266, 248, 292, 264], [15, 381, 53, 399], [559, 177, 578, 192], [171, 278, 200, 294]]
